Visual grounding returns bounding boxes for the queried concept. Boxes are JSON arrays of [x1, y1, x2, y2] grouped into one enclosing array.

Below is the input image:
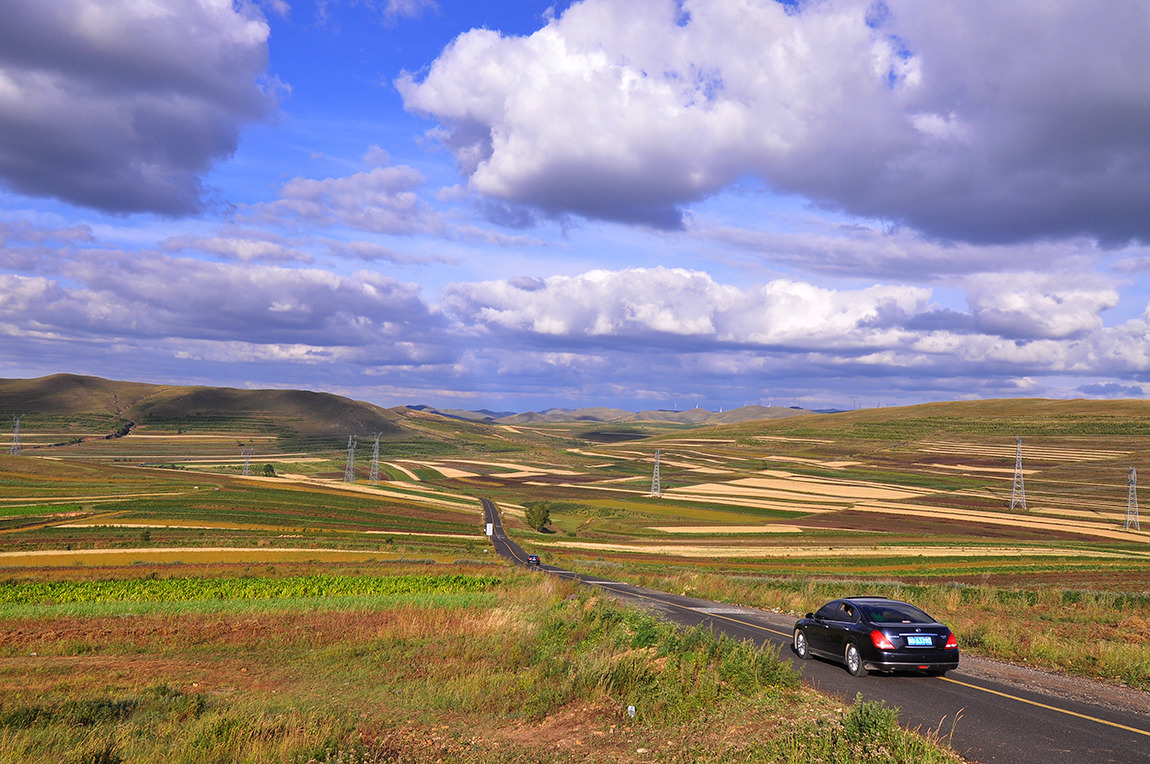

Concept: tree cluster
[[524, 501, 551, 532]]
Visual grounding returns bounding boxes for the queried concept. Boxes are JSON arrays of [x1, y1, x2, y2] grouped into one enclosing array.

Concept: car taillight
[[945, 632, 958, 649], [870, 630, 895, 650]]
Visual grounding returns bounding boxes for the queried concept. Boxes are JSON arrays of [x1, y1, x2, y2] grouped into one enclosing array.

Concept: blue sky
[[1, 0, 1149, 412]]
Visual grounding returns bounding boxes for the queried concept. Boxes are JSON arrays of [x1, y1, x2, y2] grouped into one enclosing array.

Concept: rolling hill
[[0, 373, 404, 438]]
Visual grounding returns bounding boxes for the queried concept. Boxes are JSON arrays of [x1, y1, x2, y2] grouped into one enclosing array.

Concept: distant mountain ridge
[[407, 403, 812, 425]]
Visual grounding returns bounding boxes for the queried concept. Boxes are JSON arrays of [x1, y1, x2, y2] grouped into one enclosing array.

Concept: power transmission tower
[[649, 450, 662, 498], [241, 448, 253, 477], [1127, 467, 1140, 531], [343, 435, 358, 483], [1010, 436, 1027, 511], [9, 415, 23, 455], [369, 433, 381, 485]]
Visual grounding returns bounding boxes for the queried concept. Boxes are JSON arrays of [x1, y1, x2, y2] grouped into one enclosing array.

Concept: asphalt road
[[481, 499, 1150, 763]]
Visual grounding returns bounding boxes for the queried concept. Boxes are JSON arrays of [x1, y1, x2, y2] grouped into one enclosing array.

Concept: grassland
[[0, 564, 962, 763], [2, 387, 1150, 752]]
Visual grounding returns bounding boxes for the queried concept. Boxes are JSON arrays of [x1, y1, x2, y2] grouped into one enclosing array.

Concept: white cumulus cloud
[[445, 266, 932, 349], [965, 273, 1119, 340], [401, 0, 1150, 243], [250, 165, 445, 235]]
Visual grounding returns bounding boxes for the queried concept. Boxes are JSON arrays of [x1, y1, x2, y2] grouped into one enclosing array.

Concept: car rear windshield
[[861, 602, 934, 624]]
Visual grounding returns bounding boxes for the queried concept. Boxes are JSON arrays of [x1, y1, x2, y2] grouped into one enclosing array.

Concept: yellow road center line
[[939, 677, 1150, 737]]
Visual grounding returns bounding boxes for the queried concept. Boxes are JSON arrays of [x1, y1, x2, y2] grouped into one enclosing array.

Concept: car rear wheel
[[793, 628, 809, 659], [845, 642, 866, 677]]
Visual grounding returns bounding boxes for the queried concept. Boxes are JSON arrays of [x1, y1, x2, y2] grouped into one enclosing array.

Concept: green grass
[[0, 569, 963, 763], [0, 573, 499, 606], [0, 504, 87, 520]]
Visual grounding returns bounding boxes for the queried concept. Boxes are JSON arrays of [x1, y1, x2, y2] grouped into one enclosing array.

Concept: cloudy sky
[[1, 0, 1149, 412]]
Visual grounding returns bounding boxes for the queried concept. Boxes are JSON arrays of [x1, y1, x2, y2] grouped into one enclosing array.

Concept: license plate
[[906, 635, 933, 646]]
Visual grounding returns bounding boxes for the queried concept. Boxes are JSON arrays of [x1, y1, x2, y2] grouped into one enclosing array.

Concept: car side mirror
[[806, 613, 814, 619]]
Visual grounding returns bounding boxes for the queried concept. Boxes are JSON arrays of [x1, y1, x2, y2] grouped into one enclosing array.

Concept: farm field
[[0, 562, 962, 763], [2, 392, 1150, 695]]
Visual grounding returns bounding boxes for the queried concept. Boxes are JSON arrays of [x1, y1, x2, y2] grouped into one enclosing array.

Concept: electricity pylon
[[649, 450, 662, 498], [241, 448, 254, 477], [369, 433, 381, 485], [1010, 436, 1027, 511], [343, 435, 358, 483], [9, 415, 22, 455], [1127, 467, 1140, 531]]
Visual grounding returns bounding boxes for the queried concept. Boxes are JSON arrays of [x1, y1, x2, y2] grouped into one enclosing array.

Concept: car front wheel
[[845, 642, 866, 677], [793, 628, 809, 659]]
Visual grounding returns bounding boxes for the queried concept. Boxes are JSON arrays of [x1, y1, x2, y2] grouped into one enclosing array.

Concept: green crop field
[[0, 573, 498, 607]]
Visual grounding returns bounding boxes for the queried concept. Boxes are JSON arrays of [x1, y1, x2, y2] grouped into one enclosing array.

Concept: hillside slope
[[0, 374, 403, 437], [698, 397, 1150, 441]]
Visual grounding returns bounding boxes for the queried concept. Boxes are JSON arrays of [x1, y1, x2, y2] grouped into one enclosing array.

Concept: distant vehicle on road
[[526, 554, 541, 566], [793, 597, 958, 677]]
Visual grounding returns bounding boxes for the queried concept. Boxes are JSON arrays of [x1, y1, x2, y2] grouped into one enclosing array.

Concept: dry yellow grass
[[666, 482, 849, 504], [652, 456, 733, 473], [742, 474, 927, 500], [667, 475, 915, 503], [0, 547, 411, 567], [403, 460, 478, 478], [925, 463, 1026, 475], [543, 540, 1140, 559], [51, 520, 479, 542], [271, 472, 478, 513], [648, 524, 804, 534], [759, 455, 865, 469], [0, 490, 193, 504], [916, 440, 1130, 461], [125, 434, 277, 441], [441, 458, 582, 475], [852, 500, 1150, 544]]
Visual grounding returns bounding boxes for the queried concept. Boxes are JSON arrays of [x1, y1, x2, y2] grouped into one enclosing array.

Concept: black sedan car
[[526, 554, 541, 566], [793, 597, 958, 677]]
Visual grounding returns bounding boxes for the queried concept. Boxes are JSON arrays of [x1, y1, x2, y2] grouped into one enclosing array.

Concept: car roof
[[840, 597, 929, 609], [813, 597, 924, 610]]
